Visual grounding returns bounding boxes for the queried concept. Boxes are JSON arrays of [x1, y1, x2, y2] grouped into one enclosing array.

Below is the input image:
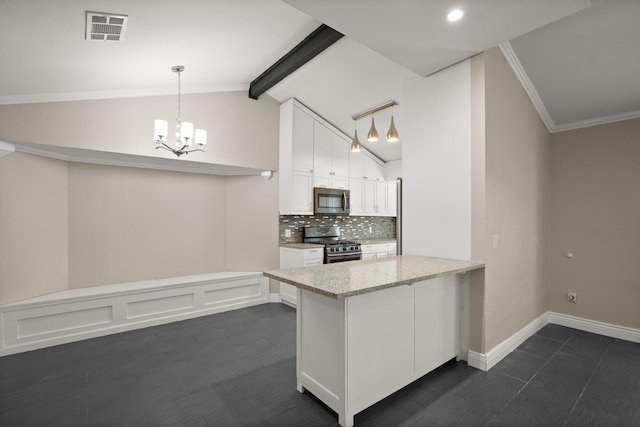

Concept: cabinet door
[[332, 175, 349, 190], [414, 276, 460, 374], [331, 133, 350, 177], [314, 173, 332, 188], [313, 122, 333, 175], [292, 171, 313, 214], [364, 154, 385, 181], [292, 107, 314, 172], [349, 150, 365, 179], [349, 178, 365, 215], [364, 180, 377, 214], [376, 181, 388, 214], [347, 285, 414, 409], [387, 180, 397, 217]]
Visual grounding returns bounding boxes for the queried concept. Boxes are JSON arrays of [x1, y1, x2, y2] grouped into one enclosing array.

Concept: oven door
[[325, 251, 362, 264]]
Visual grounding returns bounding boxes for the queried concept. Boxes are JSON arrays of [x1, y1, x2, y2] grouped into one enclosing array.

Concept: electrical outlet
[[369, 226, 372, 233], [567, 292, 577, 303], [492, 234, 501, 249], [284, 229, 291, 238]]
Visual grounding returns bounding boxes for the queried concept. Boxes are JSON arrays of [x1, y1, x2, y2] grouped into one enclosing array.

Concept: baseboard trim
[[548, 312, 640, 344], [467, 312, 549, 371], [269, 293, 282, 303], [467, 311, 640, 371]]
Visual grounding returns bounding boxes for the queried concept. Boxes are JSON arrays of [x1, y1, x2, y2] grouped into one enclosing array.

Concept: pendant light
[[154, 65, 207, 157], [367, 116, 379, 142], [386, 111, 399, 142], [352, 100, 399, 147], [351, 128, 362, 152]]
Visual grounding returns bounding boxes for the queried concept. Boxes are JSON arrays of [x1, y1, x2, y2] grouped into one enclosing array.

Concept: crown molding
[[499, 42, 640, 133], [552, 108, 640, 133], [498, 42, 556, 133]]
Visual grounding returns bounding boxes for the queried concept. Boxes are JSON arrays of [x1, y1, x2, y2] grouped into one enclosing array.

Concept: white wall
[[402, 61, 472, 260]]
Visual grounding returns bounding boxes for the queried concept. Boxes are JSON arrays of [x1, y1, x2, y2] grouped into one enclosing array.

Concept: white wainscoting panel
[[0, 272, 268, 356]]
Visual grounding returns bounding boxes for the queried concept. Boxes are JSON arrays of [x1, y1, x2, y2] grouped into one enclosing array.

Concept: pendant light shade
[[387, 115, 399, 142], [351, 129, 362, 152], [367, 116, 379, 142]]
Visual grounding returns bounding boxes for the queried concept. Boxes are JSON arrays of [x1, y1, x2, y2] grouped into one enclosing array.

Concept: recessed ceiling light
[[447, 9, 464, 22]]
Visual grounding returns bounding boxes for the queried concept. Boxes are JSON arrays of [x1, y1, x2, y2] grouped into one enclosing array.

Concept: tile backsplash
[[280, 215, 396, 243]]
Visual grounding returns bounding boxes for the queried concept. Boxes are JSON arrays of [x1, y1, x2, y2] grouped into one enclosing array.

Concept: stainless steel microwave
[[314, 187, 350, 215]]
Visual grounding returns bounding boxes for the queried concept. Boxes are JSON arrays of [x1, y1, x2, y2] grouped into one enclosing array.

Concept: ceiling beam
[[248, 24, 343, 100]]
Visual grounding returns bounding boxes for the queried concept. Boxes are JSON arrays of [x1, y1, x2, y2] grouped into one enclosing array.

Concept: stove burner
[[303, 226, 362, 264]]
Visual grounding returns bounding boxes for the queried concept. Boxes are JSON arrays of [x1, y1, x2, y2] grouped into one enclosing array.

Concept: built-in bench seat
[[0, 272, 269, 356]]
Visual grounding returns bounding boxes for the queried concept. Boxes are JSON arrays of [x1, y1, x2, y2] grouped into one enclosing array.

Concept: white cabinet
[[297, 275, 461, 427], [349, 149, 396, 217], [348, 178, 365, 215], [361, 242, 397, 259], [292, 106, 314, 173], [349, 150, 385, 182], [291, 171, 313, 214], [279, 246, 323, 306], [313, 122, 349, 189], [280, 99, 353, 214], [352, 179, 394, 216], [280, 101, 315, 215], [365, 155, 386, 182]]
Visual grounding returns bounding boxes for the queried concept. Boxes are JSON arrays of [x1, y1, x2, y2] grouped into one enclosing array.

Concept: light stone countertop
[[264, 255, 484, 299], [279, 243, 324, 249]]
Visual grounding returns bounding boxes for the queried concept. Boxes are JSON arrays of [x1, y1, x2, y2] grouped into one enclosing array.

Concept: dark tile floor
[[1, 303, 639, 426]]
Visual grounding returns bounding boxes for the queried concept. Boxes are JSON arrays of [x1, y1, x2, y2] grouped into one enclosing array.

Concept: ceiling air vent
[[86, 11, 128, 42]]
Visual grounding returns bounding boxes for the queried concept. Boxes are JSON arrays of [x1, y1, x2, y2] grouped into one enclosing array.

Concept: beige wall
[[0, 91, 280, 303], [225, 173, 279, 273], [0, 152, 69, 304], [481, 48, 551, 350], [0, 91, 279, 171], [68, 163, 228, 288], [550, 118, 640, 329]]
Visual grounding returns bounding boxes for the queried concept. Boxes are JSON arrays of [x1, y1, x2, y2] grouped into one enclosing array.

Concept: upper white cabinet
[[313, 122, 349, 190], [280, 98, 396, 217], [349, 150, 396, 216], [280, 100, 314, 215], [292, 106, 314, 173]]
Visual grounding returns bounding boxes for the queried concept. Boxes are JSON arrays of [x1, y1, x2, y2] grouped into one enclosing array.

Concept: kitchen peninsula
[[264, 255, 484, 427]]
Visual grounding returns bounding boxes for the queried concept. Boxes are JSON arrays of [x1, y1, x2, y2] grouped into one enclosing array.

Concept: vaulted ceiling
[[1, 0, 638, 162]]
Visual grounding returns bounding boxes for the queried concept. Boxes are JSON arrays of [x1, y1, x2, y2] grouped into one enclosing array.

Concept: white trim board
[[467, 311, 640, 371], [467, 312, 548, 371], [548, 312, 640, 344], [0, 272, 269, 356]]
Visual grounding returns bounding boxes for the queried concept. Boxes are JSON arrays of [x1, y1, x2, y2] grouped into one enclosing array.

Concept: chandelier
[[154, 65, 207, 157]]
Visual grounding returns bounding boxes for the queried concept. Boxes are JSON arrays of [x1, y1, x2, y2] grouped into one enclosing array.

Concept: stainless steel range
[[303, 226, 362, 264]]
